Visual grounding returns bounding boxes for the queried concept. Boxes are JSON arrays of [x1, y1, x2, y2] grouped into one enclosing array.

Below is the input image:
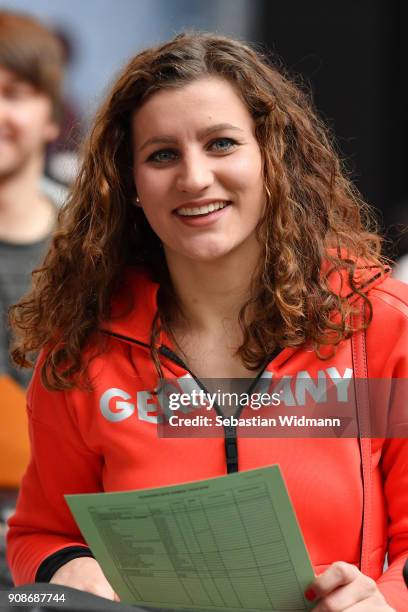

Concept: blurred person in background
[[0, 9, 67, 589], [0, 9, 67, 387]]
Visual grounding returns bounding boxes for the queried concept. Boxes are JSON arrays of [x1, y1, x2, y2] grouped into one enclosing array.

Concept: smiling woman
[[6, 32, 408, 610]]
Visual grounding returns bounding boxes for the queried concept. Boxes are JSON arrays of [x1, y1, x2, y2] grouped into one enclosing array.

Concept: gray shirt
[[0, 178, 67, 388], [0, 236, 51, 388]]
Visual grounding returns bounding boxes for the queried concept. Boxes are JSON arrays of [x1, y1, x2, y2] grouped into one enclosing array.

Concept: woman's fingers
[[309, 561, 362, 598], [307, 561, 393, 611]]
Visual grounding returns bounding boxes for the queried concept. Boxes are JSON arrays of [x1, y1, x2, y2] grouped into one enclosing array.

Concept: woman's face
[[132, 77, 265, 264]]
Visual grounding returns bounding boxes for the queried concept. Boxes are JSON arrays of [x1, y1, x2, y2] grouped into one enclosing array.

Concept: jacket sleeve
[[376, 437, 408, 610], [368, 282, 408, 609], [6, 356, 104, 585]]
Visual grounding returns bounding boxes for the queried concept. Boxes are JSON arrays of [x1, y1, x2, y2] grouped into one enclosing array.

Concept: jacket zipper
[[159, 345, 239, 473], [102, 329, 280, 474], [160, 344, 279, 474]]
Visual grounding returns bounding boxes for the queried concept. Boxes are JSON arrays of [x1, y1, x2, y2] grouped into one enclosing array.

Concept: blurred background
[[2, 0, 406, 255], [0, 0, 407, 590]]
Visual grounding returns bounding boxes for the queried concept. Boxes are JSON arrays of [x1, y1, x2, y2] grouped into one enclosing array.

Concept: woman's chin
[[165, 240, 233, 264]]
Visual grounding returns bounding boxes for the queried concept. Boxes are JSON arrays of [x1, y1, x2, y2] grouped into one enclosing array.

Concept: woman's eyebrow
[[138, 123, 244, 152]]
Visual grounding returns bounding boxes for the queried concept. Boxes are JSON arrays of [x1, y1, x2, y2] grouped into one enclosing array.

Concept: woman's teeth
[[176, 201, 230, 216]]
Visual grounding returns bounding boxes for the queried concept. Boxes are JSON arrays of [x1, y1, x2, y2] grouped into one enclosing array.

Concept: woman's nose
[[175, 151, 214, 193]]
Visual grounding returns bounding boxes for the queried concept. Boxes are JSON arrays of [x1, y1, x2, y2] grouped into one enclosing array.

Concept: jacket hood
[[101, 267, 159, 345], [101, 260, 390, 345], [324, 263, 389, 302]]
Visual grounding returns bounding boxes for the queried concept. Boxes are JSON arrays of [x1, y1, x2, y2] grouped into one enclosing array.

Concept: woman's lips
[[173, 201, 232, 227]]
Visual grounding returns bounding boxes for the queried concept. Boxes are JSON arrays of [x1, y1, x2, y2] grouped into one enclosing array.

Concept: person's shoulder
[[365, 276, 408, 376], [369, 275, 408, 319]]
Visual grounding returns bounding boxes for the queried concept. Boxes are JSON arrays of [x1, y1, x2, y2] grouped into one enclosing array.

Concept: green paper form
[[66, 466, 315, 611]]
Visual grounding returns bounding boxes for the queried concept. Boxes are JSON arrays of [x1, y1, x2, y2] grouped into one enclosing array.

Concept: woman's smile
[[173, 199, 232, 226]]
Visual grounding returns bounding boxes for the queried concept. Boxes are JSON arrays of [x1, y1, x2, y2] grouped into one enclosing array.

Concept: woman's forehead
[[132, 77, 254, 144]]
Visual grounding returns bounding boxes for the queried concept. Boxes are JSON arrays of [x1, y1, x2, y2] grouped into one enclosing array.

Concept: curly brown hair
[[10, 31, 386, 390]]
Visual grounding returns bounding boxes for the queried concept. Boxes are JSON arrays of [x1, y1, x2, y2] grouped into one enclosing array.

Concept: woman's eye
[[209, 138, 237, 152], [147, 149, 178, 163]]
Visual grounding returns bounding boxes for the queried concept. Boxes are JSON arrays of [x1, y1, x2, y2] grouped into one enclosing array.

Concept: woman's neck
[[164, 243, 261, 335]]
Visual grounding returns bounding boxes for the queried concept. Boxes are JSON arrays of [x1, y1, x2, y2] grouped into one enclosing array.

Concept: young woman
[[7, 33, 408, 610]]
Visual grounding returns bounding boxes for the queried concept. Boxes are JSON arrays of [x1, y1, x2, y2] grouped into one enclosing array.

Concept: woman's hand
[[305, 561, 394, 611], [50, 557, 120, 601]]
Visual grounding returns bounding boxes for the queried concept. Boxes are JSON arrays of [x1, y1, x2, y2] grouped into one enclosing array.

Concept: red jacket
[[7, 266, 408, 609]]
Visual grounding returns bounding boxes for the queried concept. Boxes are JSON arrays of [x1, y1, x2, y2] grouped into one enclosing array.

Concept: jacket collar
[[322, 251, 389, 302], [100, 267, 159, 346], [100, 259, 390, 346]]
